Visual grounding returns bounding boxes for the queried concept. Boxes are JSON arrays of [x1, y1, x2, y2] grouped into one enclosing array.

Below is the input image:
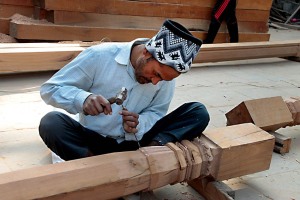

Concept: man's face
[[134, 56, 180, 85]]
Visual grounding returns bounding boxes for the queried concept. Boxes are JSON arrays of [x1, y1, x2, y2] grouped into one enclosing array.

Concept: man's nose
[[151, 77, 160, 85]]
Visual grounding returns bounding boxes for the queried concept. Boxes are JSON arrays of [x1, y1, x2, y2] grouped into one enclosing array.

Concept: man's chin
[[137, 77, 150, 84]]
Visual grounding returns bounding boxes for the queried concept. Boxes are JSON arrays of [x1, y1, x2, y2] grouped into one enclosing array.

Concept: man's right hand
[[83, 94, 112, 116]]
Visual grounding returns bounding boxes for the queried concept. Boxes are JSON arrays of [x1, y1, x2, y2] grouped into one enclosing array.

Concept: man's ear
[[143, 48, 153, 58]]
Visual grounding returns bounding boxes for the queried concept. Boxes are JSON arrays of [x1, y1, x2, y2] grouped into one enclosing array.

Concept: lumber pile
[[0, 123, 275, 200], [0, 0, 273, 43]]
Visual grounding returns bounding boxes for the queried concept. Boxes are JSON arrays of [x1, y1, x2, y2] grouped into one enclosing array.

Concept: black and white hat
[[146, 20, 202, 73]]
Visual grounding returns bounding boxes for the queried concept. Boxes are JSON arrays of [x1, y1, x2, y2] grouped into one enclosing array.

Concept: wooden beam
[[0, 0, 33, 6], [0, 18, 9, 34], [269, 131, 292, 155], [195, 40, 299, 62], [0, 4, 34, 18], [9, 19, 159, 41], [9, 18, 271, 42], [225, 96, 294, 132], [39, 0, 212, 19], [1, 40, 300, 74], [37, 0, 273, 13], [43, 9, 270, 25], [0, 42, 96, 48], [188, 178, 235, 200], [41, 11, 268, 33], [0, 46, 85, 73], [202, 123, 274, 180], [0, 123, 274, 200]]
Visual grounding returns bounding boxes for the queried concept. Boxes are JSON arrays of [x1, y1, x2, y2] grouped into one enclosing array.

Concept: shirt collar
[[115, 38, 149, 65]]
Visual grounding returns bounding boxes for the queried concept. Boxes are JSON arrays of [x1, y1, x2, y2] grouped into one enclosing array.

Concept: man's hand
[[83, 94, 112, 116], [120, 109, 139, 134]]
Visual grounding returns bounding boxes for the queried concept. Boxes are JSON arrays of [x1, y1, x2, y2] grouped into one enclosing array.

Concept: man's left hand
[[119, 109, 139, 134]]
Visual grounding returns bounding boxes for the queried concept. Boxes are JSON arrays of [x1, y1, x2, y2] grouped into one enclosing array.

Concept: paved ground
[[0, 27, 299, 199]]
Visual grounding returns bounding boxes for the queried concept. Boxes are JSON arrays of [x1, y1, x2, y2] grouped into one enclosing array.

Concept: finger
[[125, 120, 138, 129], [123, 117, 139, 129], [83, 102, 99, 116], [90, 97, 104, 115], [131, 128, 138, 134], [120, 110, 139, 119], [124, 125, 138, 134], [98, 97, 112, 115]]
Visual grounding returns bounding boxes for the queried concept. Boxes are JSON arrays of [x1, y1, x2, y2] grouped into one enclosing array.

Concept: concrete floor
[[0, 28, 300, 199]]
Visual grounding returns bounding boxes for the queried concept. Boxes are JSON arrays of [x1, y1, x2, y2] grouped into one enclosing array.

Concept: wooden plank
[[43, 11, 268, 33], [237, 0, 273, 10], [0, 42, 97, 48], [38, 0, 273, 12], [0, 46, 84, 73], [237, 9, 270, 22], [0, 4, 34, 18], [195, 40, 299, 63], [9, 18, 271, 42], [269, 131, 292, 154], [1, 40, 300, 74], [0, 150, 152, 200], [0, 18, 9, 34], [121, 0, 273, 10], [33, 0, 273, 21], [225, 96, 294, 132], [0, 123, 274, 200], [199, 32, 271, 44], [0, 0, 34, 6], [45, 9, 270, 24], [9, 21, 158, 41], [188, 178, 235, 200], [39, 0, 212, 19]]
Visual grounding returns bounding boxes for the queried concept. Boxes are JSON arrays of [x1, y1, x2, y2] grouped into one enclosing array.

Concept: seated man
[[39, 19, 210, 161]]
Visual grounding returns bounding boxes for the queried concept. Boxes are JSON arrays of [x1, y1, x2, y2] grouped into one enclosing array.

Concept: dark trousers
[[39, 102, 209, 161], [204, 0, 239, 44]]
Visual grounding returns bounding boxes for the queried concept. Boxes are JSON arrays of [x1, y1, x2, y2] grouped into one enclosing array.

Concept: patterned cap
[[145, 20, 202, 73]]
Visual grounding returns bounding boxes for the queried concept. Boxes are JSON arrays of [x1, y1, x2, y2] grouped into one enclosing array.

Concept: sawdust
[[10, 13, 52, 25], [0, 33, 17, 43]]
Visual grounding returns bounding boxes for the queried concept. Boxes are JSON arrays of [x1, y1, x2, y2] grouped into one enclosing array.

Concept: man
[[39, 20, 210, 162], [204, 0, 239, 44]]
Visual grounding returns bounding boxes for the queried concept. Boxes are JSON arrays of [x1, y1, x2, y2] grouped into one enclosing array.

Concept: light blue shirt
[[40, 39, 175, 142]]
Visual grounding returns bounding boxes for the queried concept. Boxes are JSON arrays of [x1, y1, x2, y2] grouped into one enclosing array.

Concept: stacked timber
[[0, 0, 273, 43]]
